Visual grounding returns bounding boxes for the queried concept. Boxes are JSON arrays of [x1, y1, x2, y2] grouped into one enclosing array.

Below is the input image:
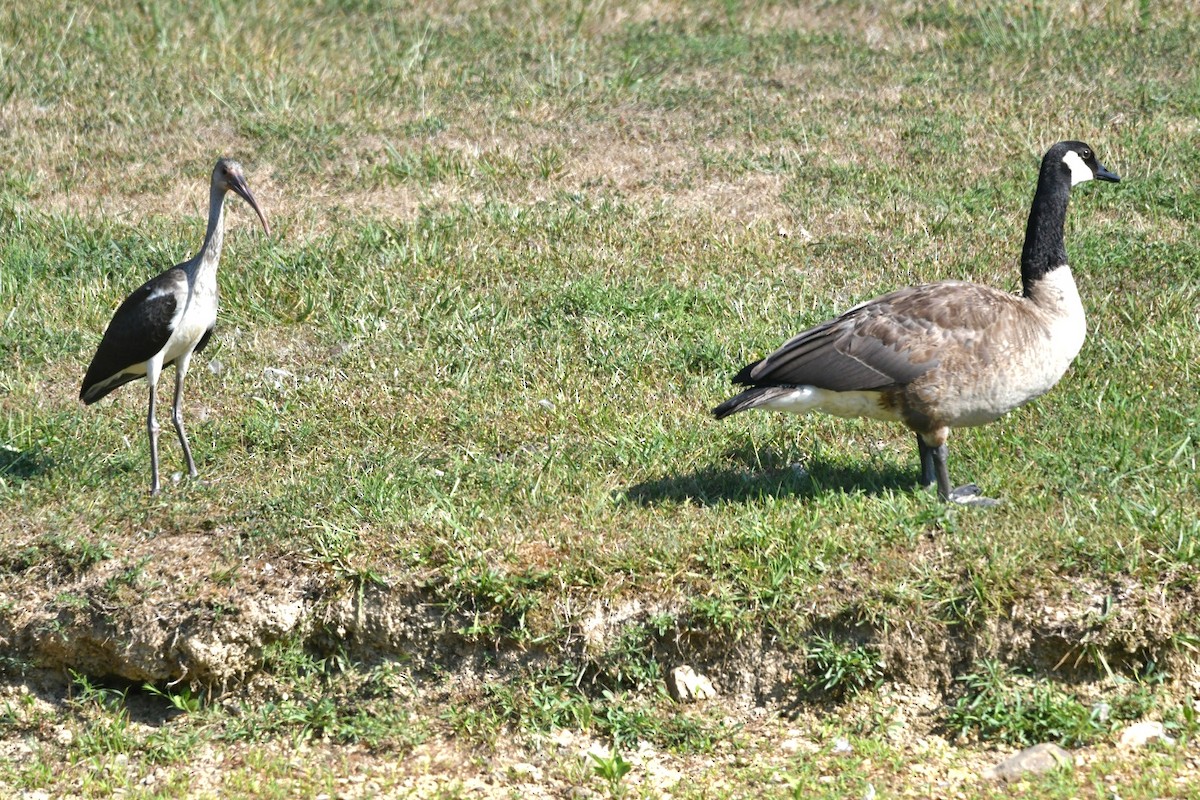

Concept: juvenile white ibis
[[713, 141, 1119, 505], [81, 159, 270, 495]]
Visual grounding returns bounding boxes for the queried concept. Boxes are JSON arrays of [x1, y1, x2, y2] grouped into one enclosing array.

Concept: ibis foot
[[948, 484, 1001, 507]]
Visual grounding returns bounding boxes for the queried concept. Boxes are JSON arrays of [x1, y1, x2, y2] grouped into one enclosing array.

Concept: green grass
[[2, 0, 1200, 796]]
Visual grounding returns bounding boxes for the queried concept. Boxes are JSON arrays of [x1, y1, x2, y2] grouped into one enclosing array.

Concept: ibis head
[[214, 158, 270, 237]]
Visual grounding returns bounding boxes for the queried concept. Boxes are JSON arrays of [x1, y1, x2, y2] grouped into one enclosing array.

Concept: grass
[[2, 0, 1200, 796]]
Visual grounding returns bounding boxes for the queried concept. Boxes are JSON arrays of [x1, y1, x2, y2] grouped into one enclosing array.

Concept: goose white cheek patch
[[1062, 150, 1093, 186]]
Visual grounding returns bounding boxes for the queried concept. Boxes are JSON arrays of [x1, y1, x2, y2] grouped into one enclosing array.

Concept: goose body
[[81, 159, 269, 495], [713, 141, 1119, 504]]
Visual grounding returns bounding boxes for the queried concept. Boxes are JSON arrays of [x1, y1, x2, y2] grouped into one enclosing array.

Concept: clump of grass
[[67, 672, 138, 757], [804, 634, 885, 700], [946, 660, 1130, 747], [447, 663, 722, 753], [0, 533, 114, 578]]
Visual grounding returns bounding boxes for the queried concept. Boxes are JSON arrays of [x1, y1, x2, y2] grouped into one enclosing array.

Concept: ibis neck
[[1020, 171, 1071, 295], [195, 185, 227, 276]]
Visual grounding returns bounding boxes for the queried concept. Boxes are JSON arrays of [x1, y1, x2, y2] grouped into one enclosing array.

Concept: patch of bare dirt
[[1, 532, 319, 685], [3, 665, 1198, 799], [1, 532, 1199, 797], [4, 532, 1197, 700]]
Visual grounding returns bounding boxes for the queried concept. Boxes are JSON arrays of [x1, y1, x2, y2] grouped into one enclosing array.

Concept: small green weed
[[590, 748, 632, 796], [68, 674, 137, 757], [143, 682, 203, 714], [593, 621, 663, 692], [1, 534, 114, 577], [69, 671, 127, 713], [804, 635, 885, 699], [453, 666, 721, 753], [946, 661, 1102, 747], [141, 725, 202, 766], [445, 565, 553, 643]]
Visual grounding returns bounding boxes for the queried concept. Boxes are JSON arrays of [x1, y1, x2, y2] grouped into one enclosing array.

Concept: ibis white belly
[[159, 284, 217, 366]]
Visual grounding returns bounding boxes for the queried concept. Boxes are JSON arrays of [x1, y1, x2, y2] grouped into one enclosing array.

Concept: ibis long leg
[[172, 352, 198, 478], [147, 381, 161, 496]]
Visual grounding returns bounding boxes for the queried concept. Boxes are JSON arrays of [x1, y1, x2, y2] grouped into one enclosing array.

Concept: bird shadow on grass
[[620, 446, 919, 507], [0, 443, 54, 484]]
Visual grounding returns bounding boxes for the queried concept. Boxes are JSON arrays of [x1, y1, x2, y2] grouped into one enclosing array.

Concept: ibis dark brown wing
[[80, 269, 184, 404], [736, 282, 1013, 392]]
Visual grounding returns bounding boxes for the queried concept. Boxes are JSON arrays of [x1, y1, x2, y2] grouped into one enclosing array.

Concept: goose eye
[[1080, 148, 1091, 160]]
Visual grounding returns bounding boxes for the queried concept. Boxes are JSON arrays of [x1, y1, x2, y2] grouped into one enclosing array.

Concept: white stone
[[508, 762, 543, 782], [985, 743, 1073, 781], [667, 666, 717, 703], [1119, 721, 1176, 749]]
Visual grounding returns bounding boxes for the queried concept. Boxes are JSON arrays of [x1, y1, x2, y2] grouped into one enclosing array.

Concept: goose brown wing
[[737, 282, 1010, 392], [80, 269, 184, 402]]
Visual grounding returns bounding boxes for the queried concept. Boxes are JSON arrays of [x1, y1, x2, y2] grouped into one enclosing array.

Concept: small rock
[[1119, 721, 1176, 749], [549, 728, 576, 748], [985, 743, 1073, 782], [508, 762, 543, 782], [666, 666, 717, 703], [262, 367, 294, 388], [780, 733, 819, 754], [583, 742, 612, 763], [831, 737, 853, 755]]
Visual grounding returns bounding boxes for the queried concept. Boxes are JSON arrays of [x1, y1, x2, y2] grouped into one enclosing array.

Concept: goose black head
[[1053, 141, 1121, 187], [213, 158, 270, 236]]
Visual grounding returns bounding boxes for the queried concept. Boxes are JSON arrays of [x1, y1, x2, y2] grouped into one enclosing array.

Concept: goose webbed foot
[[947, 483, 1001, 507], [919, 437, 1001, 508]]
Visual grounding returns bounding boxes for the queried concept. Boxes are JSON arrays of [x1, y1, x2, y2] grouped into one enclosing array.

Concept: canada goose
[[712, 141, 1119, 505], [81, 159, 270, 495]]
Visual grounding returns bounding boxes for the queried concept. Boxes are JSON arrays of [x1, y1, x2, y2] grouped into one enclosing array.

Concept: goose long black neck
[[1019, 159, 1072, 295]]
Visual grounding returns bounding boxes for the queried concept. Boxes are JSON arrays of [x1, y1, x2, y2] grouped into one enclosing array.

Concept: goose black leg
[[917, 435, 936, 488], [929, 443, 999, 507]]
